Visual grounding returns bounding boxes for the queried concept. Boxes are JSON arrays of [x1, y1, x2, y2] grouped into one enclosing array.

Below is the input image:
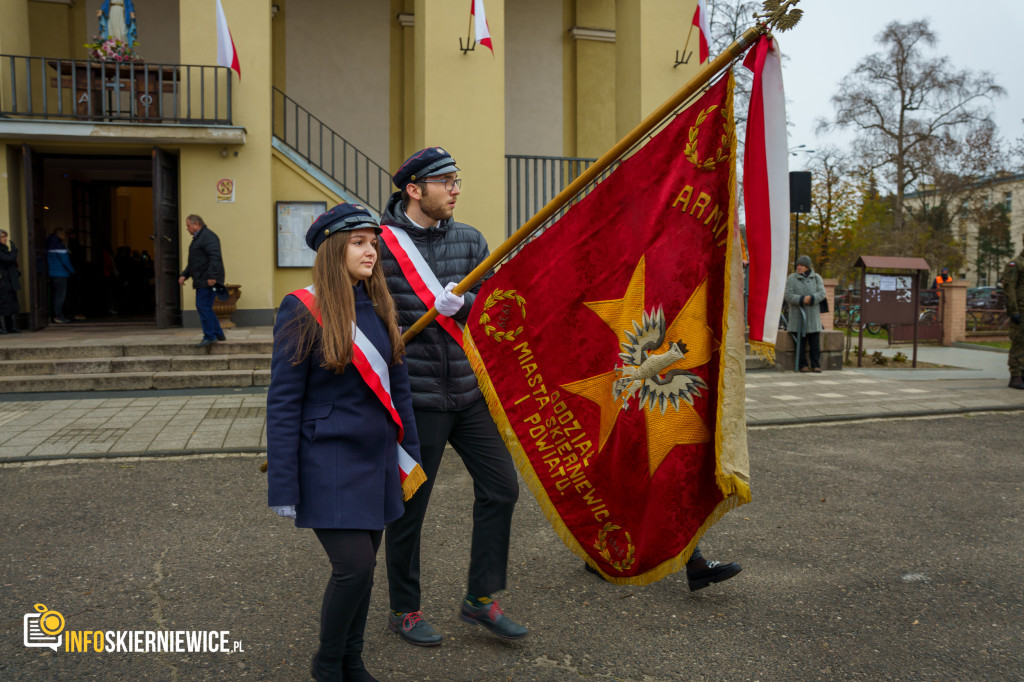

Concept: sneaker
[[459, 598, 528, 640], [195, 338, 215, 348], [387, 611, 442, 647], [686, 558, 742, 592]]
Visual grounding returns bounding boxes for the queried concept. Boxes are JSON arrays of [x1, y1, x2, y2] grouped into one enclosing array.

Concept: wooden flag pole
[[402, 24, 764, 343]]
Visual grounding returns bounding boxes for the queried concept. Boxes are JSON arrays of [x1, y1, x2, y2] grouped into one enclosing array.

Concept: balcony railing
[[272, 87, 392, 213], [0, 54, 232, 125], [505, 154, 600, 237]]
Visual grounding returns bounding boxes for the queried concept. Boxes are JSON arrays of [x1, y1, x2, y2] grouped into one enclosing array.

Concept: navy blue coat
[[266, 283, 420, 530]]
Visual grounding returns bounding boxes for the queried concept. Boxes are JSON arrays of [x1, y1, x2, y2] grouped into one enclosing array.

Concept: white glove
[[272, 505, 296, 519], [434, 282, 464, 317]]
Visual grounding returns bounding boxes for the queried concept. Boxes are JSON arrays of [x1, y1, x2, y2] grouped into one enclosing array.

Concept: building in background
[[0, 0, 707, 330]]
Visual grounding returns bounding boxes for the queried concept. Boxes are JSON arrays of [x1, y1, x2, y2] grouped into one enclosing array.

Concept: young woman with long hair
[[266, 203, 424, 682]]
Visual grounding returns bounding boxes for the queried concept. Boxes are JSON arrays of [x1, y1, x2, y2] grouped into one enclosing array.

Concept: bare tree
[[800, 147, 861, 279], [821, 20, 1004, 232]]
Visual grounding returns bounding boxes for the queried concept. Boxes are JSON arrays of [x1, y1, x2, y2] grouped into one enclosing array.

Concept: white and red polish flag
[[691, 0, 711, 64], [471, 0, 493, 54], [742, 35, 790, 361], [216, 0, 241, 79]]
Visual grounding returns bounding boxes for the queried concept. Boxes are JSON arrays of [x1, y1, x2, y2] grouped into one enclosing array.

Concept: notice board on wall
[[276, 201, 326, 268]]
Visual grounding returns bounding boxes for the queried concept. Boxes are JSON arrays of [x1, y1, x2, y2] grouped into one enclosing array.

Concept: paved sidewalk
[[1, 340, 1022, 462]]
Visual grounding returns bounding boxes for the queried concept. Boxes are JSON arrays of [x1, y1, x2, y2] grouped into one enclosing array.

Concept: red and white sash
[[379, 224, 465, 348], [291, 286, 425, 501]]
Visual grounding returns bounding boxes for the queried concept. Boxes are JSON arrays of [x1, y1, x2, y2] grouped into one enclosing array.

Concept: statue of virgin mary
[[97, 0, 138, 45]]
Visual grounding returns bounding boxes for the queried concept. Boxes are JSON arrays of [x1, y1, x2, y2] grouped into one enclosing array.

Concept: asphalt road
[[2, 412, 1022, 681]]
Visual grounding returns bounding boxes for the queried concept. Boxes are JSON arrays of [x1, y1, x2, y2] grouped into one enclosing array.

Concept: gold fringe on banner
[[749, 339, 776, 364]]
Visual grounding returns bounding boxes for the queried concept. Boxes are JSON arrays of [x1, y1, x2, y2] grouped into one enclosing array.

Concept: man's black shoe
[[387, 611, 442, 647], [687, 559, 742, 592], [1009, 376, 1024, 390], [195, 338, 214, 348], [459, 598, 528, 640], [216, 334, 226, 341]]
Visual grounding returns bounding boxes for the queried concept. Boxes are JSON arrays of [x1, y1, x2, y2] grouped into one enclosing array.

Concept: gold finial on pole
[[753, 0, 803, 33]]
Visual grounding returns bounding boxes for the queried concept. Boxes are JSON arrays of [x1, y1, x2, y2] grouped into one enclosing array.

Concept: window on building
[[1004, 191, 1012, 212]]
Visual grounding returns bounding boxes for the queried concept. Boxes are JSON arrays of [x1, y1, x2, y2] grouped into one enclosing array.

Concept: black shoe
[[459, 598, 528, 640], [1009, 377, 1024, 390], [195, 338, 214, 348], [342, 655, 378, 682], [215, 334, 226, 341], [387, 611, 443, 647], [584, 561, 608, 581], [687, 558, 742, 592]]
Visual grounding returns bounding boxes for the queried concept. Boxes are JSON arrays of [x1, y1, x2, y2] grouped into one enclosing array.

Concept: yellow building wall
[[178, 0, 275, 318], [411, 0, 506, 248], [571, 0, 615, 158], [616, 0, 701, 139], [269, 150, 344, 305]]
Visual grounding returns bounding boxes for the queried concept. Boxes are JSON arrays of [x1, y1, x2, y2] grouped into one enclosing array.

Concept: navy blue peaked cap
[[305, 203, 381, 252], [392, 146, 460, 189]]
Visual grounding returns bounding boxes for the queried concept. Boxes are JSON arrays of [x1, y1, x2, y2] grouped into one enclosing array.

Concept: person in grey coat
[[785, 255, 827, 372]]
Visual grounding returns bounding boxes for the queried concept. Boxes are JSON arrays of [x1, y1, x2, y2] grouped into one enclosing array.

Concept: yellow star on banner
[[561, 256, 713, 476]]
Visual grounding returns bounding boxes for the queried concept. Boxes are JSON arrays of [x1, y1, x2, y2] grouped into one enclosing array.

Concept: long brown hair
[[286, 231, 404, 372]]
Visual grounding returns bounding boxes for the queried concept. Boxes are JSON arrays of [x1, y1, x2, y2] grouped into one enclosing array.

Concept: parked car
[[966, 286, 1006, 310], [918, 289, 939, 307]]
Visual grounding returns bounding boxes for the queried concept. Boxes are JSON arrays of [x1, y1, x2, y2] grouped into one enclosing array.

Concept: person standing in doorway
[[0, 229, 22, 333], [178, 214, 225, 347], [380, 147, 527, 646], [46, 228, 74, 324]]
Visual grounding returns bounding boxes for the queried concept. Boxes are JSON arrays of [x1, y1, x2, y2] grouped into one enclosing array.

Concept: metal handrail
[[505, 154, 599, 237], [0, 54, 231, 124], [272, 87, 392, 212]]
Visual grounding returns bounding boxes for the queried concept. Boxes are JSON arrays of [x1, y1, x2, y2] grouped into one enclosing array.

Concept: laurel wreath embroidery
[[593, 522, 636, 572], [684, 105, 732, 171], [478, 289, 526, 342]]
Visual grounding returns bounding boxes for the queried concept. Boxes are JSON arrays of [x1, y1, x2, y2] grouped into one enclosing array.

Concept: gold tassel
[[749, 339, 776, 364], [402, 464, 427, 501]]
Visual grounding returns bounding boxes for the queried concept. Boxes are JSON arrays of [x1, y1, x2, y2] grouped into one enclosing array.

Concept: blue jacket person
[[266, 203, 424, 681]]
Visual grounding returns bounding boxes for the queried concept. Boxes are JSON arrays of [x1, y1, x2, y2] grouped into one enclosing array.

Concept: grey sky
[[776, 0, 1023, 169]]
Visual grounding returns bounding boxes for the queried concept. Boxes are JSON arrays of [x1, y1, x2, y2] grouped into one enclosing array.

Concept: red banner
[[464, 75, 750, 584]]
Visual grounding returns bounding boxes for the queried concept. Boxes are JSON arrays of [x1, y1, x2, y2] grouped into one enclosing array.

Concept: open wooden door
[[152, 147, 181, 328], [21, 144, 48, 330]]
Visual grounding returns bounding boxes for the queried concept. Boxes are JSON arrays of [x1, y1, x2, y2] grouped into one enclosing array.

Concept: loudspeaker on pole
[[789, 171, 812, 213]]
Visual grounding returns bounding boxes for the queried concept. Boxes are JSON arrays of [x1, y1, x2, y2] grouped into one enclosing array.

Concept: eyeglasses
[[420, 177, 462, 192]]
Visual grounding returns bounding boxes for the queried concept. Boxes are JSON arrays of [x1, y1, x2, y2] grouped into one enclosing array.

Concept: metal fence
[[0, 55, 232, 124], [506, 154, 599, 237], [272, 87, 392, 213]]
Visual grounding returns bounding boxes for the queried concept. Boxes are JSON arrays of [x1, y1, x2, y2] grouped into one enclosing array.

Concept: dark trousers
[[798, 331, 821, 370], [312, 528, 382, 674], [195, 287, 224, 341], [51, 277, 68, 320], [385, 398, 519, 612]]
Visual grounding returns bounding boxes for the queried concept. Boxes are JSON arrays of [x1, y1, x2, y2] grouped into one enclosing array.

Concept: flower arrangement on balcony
[[83, 36, 141, 63]]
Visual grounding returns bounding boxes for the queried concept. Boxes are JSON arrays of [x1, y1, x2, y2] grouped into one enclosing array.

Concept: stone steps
[[0, 340, 273, 393]]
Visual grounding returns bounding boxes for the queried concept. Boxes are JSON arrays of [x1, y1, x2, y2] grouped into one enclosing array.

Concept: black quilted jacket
[[379, 192, 490, 411]]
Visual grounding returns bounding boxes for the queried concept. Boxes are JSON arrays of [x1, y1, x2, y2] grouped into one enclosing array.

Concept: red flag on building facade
[[692, 0, 711, 64], [216, 0, 241, 79], [464, 74, 750, 584], [471, 0, 493, 54]]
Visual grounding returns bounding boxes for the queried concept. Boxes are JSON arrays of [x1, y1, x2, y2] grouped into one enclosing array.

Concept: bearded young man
[[379, 147, 527, 646]]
